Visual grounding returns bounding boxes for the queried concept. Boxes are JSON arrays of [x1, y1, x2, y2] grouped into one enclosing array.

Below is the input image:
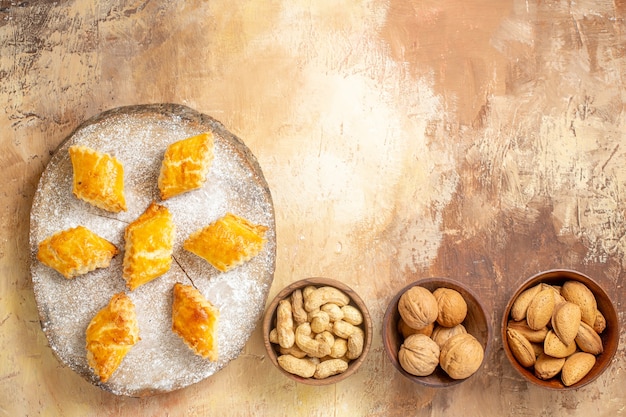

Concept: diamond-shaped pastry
[[172, 282, 219, 361], [86, 292, 139, 383], [69, 145, 126, 212], [158, 132, 214, 200], [183, 212, 267, 272], [122, 202, 175, 290], [37, 226, 118, 279]]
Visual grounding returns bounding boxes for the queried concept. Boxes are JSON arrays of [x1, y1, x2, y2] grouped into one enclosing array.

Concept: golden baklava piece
[[172, 282, 219, 361], [158, 132, 214, 200], [183, 212, 268, 272], [122, 202, 175, 290], [69, 145, 127, 212], [86, 292, 139, 383], [37, 226, 118, 279]]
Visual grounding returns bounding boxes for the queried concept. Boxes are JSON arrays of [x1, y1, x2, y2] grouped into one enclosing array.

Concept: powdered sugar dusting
[[29, 104, 276, 396]]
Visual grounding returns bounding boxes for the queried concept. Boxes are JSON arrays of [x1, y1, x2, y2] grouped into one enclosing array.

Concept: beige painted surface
[[1, 0, 625, 415]]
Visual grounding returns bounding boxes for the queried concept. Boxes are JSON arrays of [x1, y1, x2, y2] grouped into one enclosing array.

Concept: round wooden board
[[29, 104, 276, 397]]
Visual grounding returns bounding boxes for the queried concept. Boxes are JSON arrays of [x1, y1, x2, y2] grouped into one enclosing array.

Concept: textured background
[[1, 0, 625, 415]]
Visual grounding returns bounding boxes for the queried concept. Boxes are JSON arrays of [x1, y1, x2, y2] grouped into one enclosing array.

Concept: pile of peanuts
[[268, 285, 365, 379]]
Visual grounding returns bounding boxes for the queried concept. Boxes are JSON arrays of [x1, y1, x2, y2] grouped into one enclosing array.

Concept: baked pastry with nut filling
[[69, 145, 126, 212], [158, 132, 214, 200], [183, 212, 267, 272], [172, 282, 219, 361], [123, 202, 175, 290], [86, 292, 139, 383], [37, 226, 118, 279]]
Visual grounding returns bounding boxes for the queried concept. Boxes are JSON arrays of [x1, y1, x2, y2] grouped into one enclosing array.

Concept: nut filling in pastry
[[36, 226, 118, 279], [158, 132, 214, 200], [172, 282, 220, 361], [123, 202, 175, 291], [69, 145, 127, 212], [183, 212, 268, 272], [86, 292, 140, 383]]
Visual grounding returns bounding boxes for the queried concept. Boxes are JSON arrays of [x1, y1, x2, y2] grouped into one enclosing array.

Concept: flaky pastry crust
[[172, 283, 219, 361], [86, 292, 140, 383], [122, 202, 175, 290], [183, 212, 267, 273], [158, 132, 214, 200], [69, 145, 126, 212], [37, 226, 118, 279]]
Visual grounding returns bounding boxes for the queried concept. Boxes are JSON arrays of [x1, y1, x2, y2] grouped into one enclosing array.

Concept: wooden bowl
[[502, 269, 619, 390], [382, 277, 492, 387], [262, 277, 372, 385]]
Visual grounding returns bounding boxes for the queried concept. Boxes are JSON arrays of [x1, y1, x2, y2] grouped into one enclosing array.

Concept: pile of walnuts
[[396, 286, 484, 380]]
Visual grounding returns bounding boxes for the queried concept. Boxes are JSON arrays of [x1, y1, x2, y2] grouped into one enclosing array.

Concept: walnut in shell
[[397, 318, 434, 339], [398, 286, 438, 330], [398, 334, 440, 377], [431, 323, 467, 349], [432, 287, 467, 327], [439, 333, 484, 380]]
